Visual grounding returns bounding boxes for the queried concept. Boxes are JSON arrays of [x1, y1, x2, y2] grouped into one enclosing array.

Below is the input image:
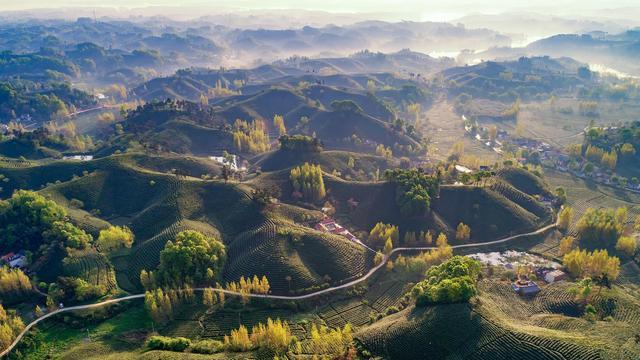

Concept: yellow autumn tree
[[455, 223, 471, 242], [232, 119, 270, 154], [563, 248, 620, 280], [559, 236, 575, 256], [557, 206, 573, 231], [273, 114, 286, 136], [290, 163, 326, 202]]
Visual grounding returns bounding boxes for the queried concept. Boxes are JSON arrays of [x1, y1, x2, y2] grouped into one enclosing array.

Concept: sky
[[1, 0, 639, 21]]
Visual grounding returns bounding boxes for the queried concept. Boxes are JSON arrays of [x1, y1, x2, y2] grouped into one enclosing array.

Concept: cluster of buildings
[[506, 133, 640, 193], [511, 268, 567, 297], [468, 251, 566, 297], [314, 217, 373, 251], [1, 251, 27, 269], [62, 155, 94, 161], [463, 115, 506, 155], [315, 217, 359, 242], [209, 153, 245, 172]]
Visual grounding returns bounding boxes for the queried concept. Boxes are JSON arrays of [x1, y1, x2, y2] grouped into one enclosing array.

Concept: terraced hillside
[[307, 108, 420, 154], [0, 153, 223, 197], [324, 176, 550, 242], [496, 167, 551, 198], [356, 301, 605, 360], [216, 88, 317, 130], [0, 153, 374, 294], [252, 148, 398, 177], [301, 85, 395, 121], [224, 216, 372, 294]]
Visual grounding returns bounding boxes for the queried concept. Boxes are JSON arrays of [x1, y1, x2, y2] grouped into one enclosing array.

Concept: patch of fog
[[589, 63, 638, 79], [427, 50, 460, 59], [467, 250, 561, 269], [511, 35, 546, 48]]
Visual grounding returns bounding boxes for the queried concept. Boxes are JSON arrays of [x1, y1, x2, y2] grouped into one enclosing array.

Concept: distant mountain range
[[465, 30, 640, 77]]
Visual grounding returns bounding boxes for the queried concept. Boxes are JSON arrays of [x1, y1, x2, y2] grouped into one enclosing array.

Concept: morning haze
[[0, 1, 639, 359]]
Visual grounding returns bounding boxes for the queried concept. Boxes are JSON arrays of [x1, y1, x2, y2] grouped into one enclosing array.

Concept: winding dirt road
[[1, 221, 556, 357]]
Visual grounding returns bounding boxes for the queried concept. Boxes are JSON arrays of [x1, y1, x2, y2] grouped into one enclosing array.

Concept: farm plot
[[318, 299, 373, 328], [200, 308, 301, 339], [63, 251, 117, 291]]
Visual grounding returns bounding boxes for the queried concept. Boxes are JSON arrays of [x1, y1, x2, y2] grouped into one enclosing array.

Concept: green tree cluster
[[290, 162, 326, 202], [45, 220, 93, 250], [147, 336, 192, 352], [278, 134, 322, 152], [385, 168, 440, 217], [0, 190, 66, 251], [410, 256, 481, 306], [49, 276, 106, 302], [157, 230, 226, 286]]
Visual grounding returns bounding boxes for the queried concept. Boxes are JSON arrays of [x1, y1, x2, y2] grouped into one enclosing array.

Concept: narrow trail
[[1, 221, 556, 357]]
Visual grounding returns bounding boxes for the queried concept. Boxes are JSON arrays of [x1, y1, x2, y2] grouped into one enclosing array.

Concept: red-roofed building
[[315, 218, 358, 240]]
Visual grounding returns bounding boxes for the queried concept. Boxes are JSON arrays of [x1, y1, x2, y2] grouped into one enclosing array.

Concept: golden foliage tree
[[232, 119, 270, 154], [97, 225, 134, 252], [394, 233, 452, 275], [273, 114, 286, 136], [455, 223, 471, 242], [224, 325, 252, 351], [290, 163, 326, 202], [250, 318, 293, 353], [0, 303, 24, 352], [616, 236, 637, 257], [563, 248, 620, 280], [369, 222, 399, 249], [557, 206, 574, 231], [383, 237, 393, 254], [0, 266, 32, 300], [559, 236, 575, 256], [308, 323, 353, 357], [375, 144, 393, 158]]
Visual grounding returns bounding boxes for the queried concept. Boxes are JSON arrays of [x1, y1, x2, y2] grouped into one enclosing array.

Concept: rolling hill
[[0, 152, 375, 294], [324, 176, 550, 243]]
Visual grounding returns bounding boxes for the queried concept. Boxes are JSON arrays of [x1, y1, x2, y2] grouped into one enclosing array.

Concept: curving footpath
[[1, 221, 555, 357]]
